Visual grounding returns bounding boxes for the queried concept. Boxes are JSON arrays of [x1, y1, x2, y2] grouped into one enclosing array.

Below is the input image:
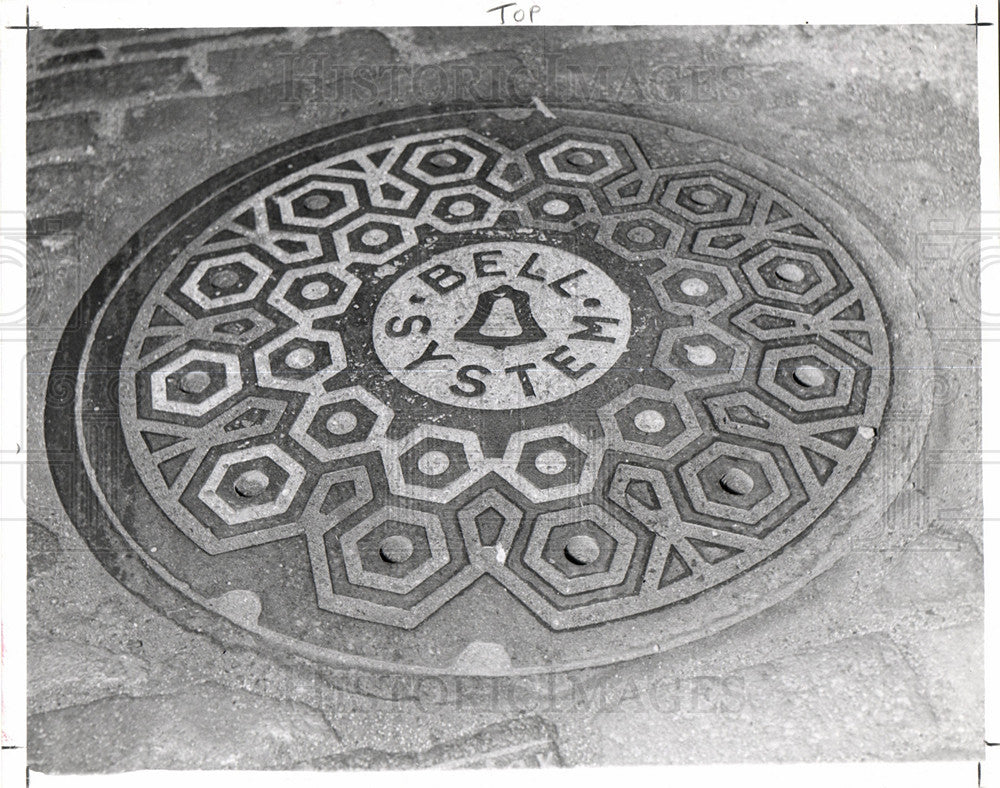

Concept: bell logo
[[454, 285, 547, 349], [373, 241, 632, 410]]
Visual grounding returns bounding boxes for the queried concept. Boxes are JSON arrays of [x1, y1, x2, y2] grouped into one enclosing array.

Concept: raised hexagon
[[149, 348, 243, 417], [500, 424, 601, 503], [523, 504, 637, 595], [399, 437, 472, 489], [660, 172, 749, 224], [419, 185, 504, 232], [678, 441, 790, 528], [597, 384, 701, 460], [653, 323, 750, 388], [647, 259, 744, 318], [339, 506, 450, 595], [516, 437, 587, 490], [179, 251, 272, 311], [384, 425, 486, 504], [253, 328, 346, 393], [742, 247, 838, 306], [596, 209, 683, 261], [333, 215, 418, 267], [526, 189, 590, 225], [290, 386, 391, 461], [346, 220, 404, 253], [402, 139, 489, 184], [267, 263, 361, 321], [273, 178, 360, 228], [538, 139, 623, 183], [303, 464, 476, 629], [517, 184, 600, 231], [197, 443, 306, 526], [758, 344, 858, 413]]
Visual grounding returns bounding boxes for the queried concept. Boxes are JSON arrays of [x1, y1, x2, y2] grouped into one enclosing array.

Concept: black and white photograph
[[1, 3, 996, 784]]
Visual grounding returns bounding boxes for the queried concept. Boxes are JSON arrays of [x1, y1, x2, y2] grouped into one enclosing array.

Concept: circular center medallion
[[44, 105, 929, 675], [373, 242, 631, 409]]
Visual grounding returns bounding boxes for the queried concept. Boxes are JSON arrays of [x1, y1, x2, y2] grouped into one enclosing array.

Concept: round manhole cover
[[46, 106, 928, 674]]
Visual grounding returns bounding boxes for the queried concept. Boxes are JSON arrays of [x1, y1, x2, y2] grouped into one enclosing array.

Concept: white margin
[[2, 1, 996, 787], [25, 762, 985, 788], [14, 0, 981, 27], [979, 0, 1000, 782], [0, 0, 28, 786]]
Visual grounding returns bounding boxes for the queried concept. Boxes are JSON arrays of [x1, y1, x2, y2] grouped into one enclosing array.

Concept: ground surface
[[26, 25, 982, 770]]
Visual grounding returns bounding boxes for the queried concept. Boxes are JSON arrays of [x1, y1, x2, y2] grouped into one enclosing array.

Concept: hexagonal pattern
[[273, 178, 360, 228], [179, 252, 272, 311], [538, 139, 624, 183], [197, 444, 306, 526], [253, 328, 346, 394], [524, 187, 596, 228], [385, 425, 486, 504], [648, 259, 744, 318], [340, 506, 451, 595], [653, 323, 750, 387], [290, 386, 391, 461], [149, 348, 243, 417], [742, 247, 838, 306], [678, 441, 795, 530], [660, 172, 749, 223], [758, 344, 860, 413], [598, 384, 701, 460], [524, 505, 638, 595], [402, 139, 489, 184], [267, 263, 361, 321], [101, 112, 891, 638], [596, 209, 684, 261], [418, 185, 504, 232], [499, 424, 601, 503], [333, 215, 419, 267]]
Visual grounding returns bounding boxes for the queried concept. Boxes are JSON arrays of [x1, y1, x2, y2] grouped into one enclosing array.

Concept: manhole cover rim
[[44, 104, 932, 676]]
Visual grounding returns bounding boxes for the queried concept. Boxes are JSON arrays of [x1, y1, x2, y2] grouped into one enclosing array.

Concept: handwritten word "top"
[[487, 3, 540, 24]]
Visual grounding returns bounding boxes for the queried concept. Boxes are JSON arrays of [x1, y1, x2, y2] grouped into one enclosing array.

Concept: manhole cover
[[46, 106, 928, 674]]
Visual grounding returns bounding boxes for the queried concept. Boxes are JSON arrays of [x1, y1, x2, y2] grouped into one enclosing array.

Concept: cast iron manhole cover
[[46, 106, 928, 674]]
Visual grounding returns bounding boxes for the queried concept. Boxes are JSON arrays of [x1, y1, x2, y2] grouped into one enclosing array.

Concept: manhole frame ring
[[43, 102, 933, 676]]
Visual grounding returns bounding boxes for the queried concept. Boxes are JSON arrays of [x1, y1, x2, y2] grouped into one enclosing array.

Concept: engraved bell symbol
[[454, 284, 547, 349]]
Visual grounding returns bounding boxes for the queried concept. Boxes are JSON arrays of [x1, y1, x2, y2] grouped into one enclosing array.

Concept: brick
[[123, 85, 291, 143], [40, 48, 105, 70], [424, 52, 542, 105], [410, 25, 560, 55], [207, 29, 398, 91], [27, 57, 191, 112], [47, 28, 182, 48], [29, 687, 340, 771], [27, 211, 83, 238], [27, 162, 101, 204], [27, 112, 99, 154], [119, 28, 287, 54], [27, 519, 60, 579]]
